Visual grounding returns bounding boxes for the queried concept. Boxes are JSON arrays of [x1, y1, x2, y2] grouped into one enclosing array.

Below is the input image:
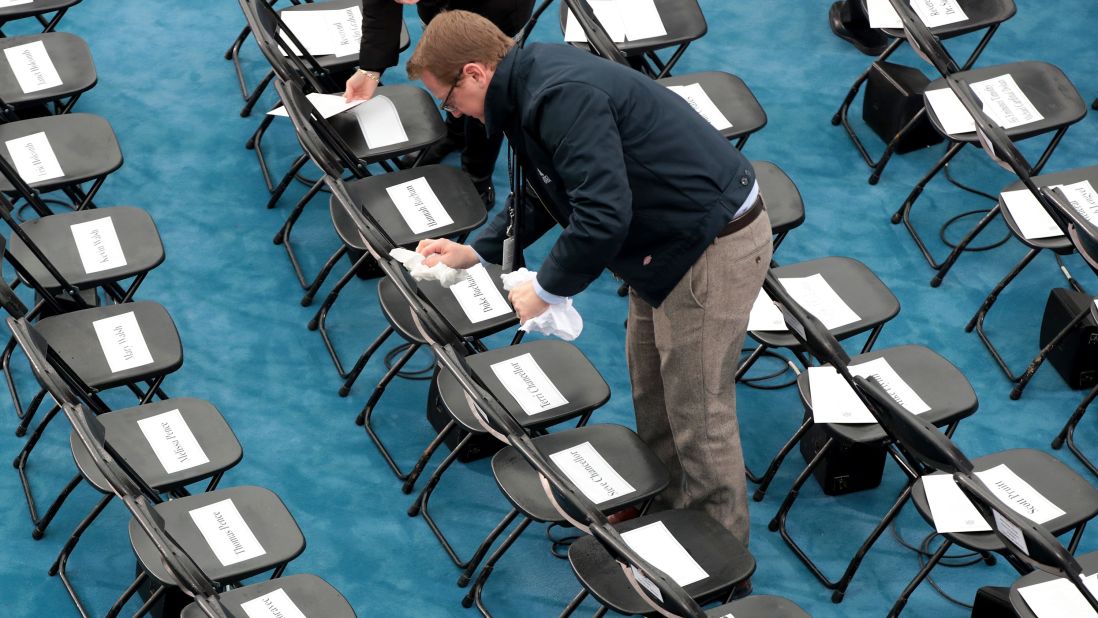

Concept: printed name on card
[[330, 6, 362, 57], [968, 74, 1044, 130], [136, 409, 210, 475], [353, 95, 409, 149], [91, 311, 154, 374], [449, 264, 512, 324], [240, 588, 309, 618], [5, 131, 64, 183], [1054, 180, 1098, 225], [1018, 573, 1098, 618], [4, 40, 62, 94], [975, 464, 1066, 524], [809, 357, 930, 425], [385, 176, 455, 234], [867, 0, 968, 29], [488, 352, 569, 416], [70, 217, 127, 274], [621, 520, 709, 586], [777, 273, 861, 330], [549, 441, 636, 504], [188, 499, 267, 567], [999, 189, 1063, 240], [0, 0, 34, 8], [667, 83, 733, 131]]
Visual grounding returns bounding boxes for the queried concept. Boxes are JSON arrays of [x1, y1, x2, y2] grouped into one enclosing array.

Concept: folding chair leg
[[105, 571, 147, 618], [403, 419, 456, 495], [964, 247, 1041, 382], [930, 204, 1004, 288], [15, 385, 48, 436], [3, 336, 25, 420], [247, 114, 277, 193], [456, 510, 521, 588], [1052, 384, 1098, 477], [49, 493, 112, 618], [240, 69, 274, 117], [887, 539, 951, 618], [340, 326, 394, 398], [559, 588, 589, 618], [462, 516, 533, 612], [734, 343, 769, 381], [225, 24, 252, 96], [30, 473, 82, 540], [132, 584, 166, 618], [13, 402, 65, 532], [753, 417, 813, 502], [309, 255, 369, 377], [266, 153, 308, 210], [360, 343, 422, 479], [274, 177, 326, 289], [890, 142, 966, 269], [302, 245, 348, 307], [1011, 303, 1089, 400]]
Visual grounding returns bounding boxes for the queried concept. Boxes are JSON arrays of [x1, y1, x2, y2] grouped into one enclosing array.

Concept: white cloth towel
[[389, 248, 467, 288], [500, 268, 583, 340]]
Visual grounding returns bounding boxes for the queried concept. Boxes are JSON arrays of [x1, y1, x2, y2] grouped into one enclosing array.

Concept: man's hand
[[508, 281, 550, 323], [416, 238, 479, 269], [344, 70, 380, 102]]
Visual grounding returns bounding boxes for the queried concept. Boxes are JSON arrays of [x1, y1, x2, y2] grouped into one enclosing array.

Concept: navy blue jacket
[[473, 43, 757, 307]]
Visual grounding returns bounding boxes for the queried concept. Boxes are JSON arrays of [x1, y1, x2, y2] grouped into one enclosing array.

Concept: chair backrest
[[853, 375, 974, 475], [243, 0, 332, 93], [887, 0, 960, 76], [1045, 186, 1098, 275], [273, 78, 363, 180], [761, 271, 852, 370], [0, 236, 29, 318]]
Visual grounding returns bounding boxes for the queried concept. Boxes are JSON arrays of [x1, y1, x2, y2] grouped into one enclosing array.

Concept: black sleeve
[[358, 0, 403, 73]]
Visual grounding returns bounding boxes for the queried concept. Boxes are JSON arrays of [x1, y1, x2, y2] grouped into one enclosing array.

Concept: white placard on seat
[[747, 289, 786, 331], [267, 92, 363, 118], [565, 0, 665, 42], [777, 273, 861, 330], [1000, 189, 1063, 240], [808, 357, 931, 424], [384, 176, 454, 234], [620, 520, 709, 586], [549, 440, 636, 504], [188, 498, 267, 567], [4, 40, 62, 94], [1056, 180, 1098, 225], [565, 0, 626, 43], [240, 588, 308, 618], [0, 0, 34, 7], [70, 216, 127, 274], [91, 311, 154, 374], [352, 94, 408, 149], [927, 74, 1044, 135], [922, 473, 991, 533], [1018, 573, 1098, 618], [136, 409, 211, 475], [5, 131, 64, 183], [278, 7, 362, 57], [666, 83, 733, 131], [488, 352, 569, 416], [449, 264, 512, 324], [975, 464, 1066, 525], [868, 0, 968, 29]]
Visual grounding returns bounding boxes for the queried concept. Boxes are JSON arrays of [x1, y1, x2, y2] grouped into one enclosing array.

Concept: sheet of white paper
[[352, 94, 408, 149], [0, 0, 33, 7], [975, 464, 1066, 524], [449, 264, 512, 324], [747, 289, 786, 331], [5, 131, 64, 183], [991, 509, 1029, 555], [549, 441, 636, 504], [240, 588, 309, 618], [629, 566, 664, 602], [278, 7, 362, 57], [667, 83, 733, 131], [922, 473, 991, 533], [489, 352, 569, 416], [70, 217, 127, 274], [1018, 573, 1098, 618], [1055, 180, 1098, 225], [564, 0, 626, 43], [188, 499, 267, 567], [868, 0, 969, 29], [927, 74, 1044, 135], [924, 87, 976, 134], [384, 176, 454, 234], [867, 0, 904, 28], [91, 311, 154, 374], [4, 40, 62, 94], [809, 357, 931, 424], [778, 273, 861, 330], [620, 521, 709, 587], [136, 409, 211, 475], [1000, 189, 1063, 240], [618, 0, 667, 40], [267, 92, 363, 118]]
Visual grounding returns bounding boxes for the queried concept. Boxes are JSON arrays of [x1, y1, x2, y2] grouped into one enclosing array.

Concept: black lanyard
[[501, 140, 525, 273]]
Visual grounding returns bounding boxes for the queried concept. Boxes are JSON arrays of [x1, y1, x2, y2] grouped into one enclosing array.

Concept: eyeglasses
[[439, 71, 463, 114]]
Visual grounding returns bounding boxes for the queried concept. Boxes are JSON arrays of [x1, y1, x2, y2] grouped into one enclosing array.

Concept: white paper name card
[[279, 7, 362, 57], [565, 0, 666, 43], [550, 441, 636, 504], [620, 520, 709, 587], [267, 92, 363, 119], [4, 40, 62, 94], [240, 588, 309, 618], [450, 264, 512, 324], [565, 1, 626, 43], [1019, 573, 1098, 618], [352, 95, 409, 149], [136, 409, 210, 475], [868, 0, 968, 29], [975, 464, 1066, 525], [188, 499, 267, 567], [5, 131, 64, 183], [91, 311, 154, 374], [0, 0, 33, 7], [991, 509, 1028, 555], [926, 74, 1044, 135], [922, 473, 991, 533], [384, 177, 454, 234], [488, 352, 569, 416], [1000, 189, 1063, 240], [747, 290, 785, 331], [666, 83, 733, 131], [808, 357, 931, 424], [70, 217, 127, 274], [1057, 180, 1098, 225], [777, 273, 861, 330]]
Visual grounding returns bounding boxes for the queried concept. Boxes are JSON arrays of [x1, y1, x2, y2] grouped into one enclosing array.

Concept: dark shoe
[[397, 135, 462, 168], [729, 579, 752, 601], [828, 1, 889, 56]]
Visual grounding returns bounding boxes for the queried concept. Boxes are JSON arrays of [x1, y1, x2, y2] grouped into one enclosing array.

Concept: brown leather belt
[[716, 193, 763, 239]]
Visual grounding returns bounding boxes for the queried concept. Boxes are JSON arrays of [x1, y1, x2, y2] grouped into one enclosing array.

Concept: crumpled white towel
[[390, 248, 467, 288], [500, 268, 583, 341]]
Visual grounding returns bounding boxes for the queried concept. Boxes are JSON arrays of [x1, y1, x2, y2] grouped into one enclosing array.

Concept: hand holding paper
[[390, 247, 467, 288], [500, 268, 583, 340]]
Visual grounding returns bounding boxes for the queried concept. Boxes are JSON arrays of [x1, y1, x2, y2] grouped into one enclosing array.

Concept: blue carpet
[[0, 1, 1096, 616]]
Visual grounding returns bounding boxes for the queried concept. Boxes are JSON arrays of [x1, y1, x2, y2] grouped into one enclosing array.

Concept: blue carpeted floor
[[0, 1, 1095, 616]]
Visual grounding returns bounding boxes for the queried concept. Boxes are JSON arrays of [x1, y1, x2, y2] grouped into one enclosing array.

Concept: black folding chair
[[0, 32, 96, 117], [0, 0, 80, 35]]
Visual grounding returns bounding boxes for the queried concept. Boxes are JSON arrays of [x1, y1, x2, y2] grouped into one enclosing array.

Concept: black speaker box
[[1040, 288, 1098, 390], [798, 418, 886, 496], [425, 369, 504, 463], [863, 61, 944, 154], [970, 586, 1017, 617]]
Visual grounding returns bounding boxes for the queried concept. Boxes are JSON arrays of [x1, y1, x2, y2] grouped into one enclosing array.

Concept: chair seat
[[377, 265, 517, 343], [10, 205, 164, 290], [752, 160, 804, 236], [328, 84, 446, 163], [436, 339, 610, 433], [1007, 550, 1098, 618], [0, 112, 121, 192], [657, 71, 767, 142], [751, 256, 900, 348], [870, 0, 1016, 39], [707, 595, 812, 618], [0, 0, 79, 20], [71, 397, 241, 492], [491, 423, 669, 522], [997, 165, 1098, 252], [797, 344, 978, 443], [925, 61, 1086, 143], [330, 164, 487, 249], [34, 301, 183, 390], [129, 485, 305, 584], [570, 509, 755, 615], [911, 448, 1098, 553], [181, 573, 356, 618], [559, 0, 707, 55], [0, 32, 96, 106]]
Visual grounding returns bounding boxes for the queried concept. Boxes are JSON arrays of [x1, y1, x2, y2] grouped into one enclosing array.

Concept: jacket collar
[[484, 45, 521, 137]]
